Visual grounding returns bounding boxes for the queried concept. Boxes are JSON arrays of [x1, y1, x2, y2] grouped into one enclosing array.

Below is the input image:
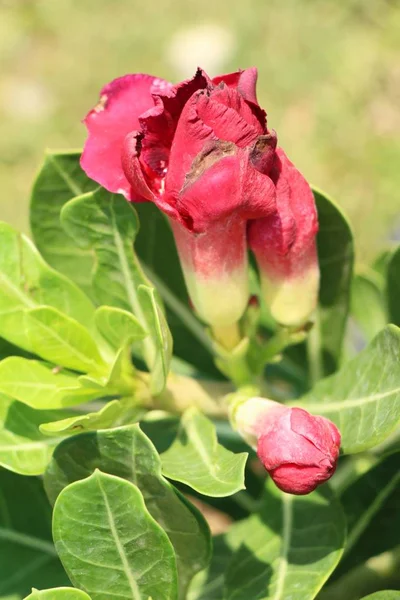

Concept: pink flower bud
[[248, 149, 319, 327], [234, 398, 340, 495]]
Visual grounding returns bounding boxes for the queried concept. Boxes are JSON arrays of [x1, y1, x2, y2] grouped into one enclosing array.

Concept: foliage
[[0, 152, 399, 599]]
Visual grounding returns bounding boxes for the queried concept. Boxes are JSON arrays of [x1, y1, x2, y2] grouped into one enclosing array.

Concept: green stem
[[306, 313, 323, 385]]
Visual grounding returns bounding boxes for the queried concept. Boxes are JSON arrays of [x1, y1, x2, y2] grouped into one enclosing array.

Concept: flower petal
[[81, 74, 170, 199]]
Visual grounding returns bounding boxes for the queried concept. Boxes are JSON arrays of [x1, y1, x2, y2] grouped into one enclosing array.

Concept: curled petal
[[213, 67, 266, 128], [81, 74, 170, 199]]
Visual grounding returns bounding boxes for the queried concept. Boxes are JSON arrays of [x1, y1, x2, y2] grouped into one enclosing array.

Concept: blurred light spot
[[167, 24, 235, 79], [2, 78, 55, 121]]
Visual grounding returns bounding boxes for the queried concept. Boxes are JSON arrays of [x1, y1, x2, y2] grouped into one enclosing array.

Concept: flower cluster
[[81, 67, 319, 331]]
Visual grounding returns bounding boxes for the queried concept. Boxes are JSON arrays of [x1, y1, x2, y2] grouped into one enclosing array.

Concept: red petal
[[248, 148, 318, 279], [213, 67, 266, 129], [81, 74, 170, 199]]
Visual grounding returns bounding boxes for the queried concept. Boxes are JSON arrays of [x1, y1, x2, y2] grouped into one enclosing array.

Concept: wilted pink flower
[[81, 68, 319, 330], [81, 68, 278, 328], [234, 398, 340, 495]]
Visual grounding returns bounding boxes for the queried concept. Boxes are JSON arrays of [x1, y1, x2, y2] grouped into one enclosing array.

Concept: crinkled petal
[[138, 68, 210, 176], [197, 85, 264, 147], [81, 74, 170, 199]]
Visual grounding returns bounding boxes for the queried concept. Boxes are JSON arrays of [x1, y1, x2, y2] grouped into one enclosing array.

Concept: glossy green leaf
[[312, 188, 354, 376], [24, 589, 91, 600], [39, 399, 141, 436], [45, 424, 211, 597], [161, 408, 247, 497], [138, 284, 172, 394], [61, 189, 171, 392], [94, 306, 146, 350], [0, 394, 70, 475], [350, 273, 388, 343], [224, 478, 345, 600], [23, 307, 106, 374], [300, 325, 400, 453], [0, 470, 69, 597], [30, 150, 97, 297], [0, 222, 94, 354], [335, 452, 400, 579], [387, 246, 400, 326], [53, 470, 178, 599], [0, 358, 100, 409]]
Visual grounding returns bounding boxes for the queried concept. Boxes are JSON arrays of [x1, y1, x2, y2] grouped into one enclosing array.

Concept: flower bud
[[233, 397, 340, 495], [248, 149, 319, 327]]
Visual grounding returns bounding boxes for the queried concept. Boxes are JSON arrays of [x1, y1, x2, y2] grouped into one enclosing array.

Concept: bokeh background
[[1, 0, 399, 262]]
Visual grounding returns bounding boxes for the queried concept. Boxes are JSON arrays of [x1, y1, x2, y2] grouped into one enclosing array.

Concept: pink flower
[[248, 149, 319, 327], [234, 398, 340, 495], [81, 68, 277, 329]]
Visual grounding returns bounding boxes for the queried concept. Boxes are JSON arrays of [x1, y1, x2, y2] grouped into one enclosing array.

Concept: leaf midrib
[[272, 493, 292, 600], [300, 384, 400, 413]]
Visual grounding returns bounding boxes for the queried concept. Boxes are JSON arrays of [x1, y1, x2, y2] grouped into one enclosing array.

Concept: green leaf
[[312, 188, 354, 376], [360, 593, 400, 600], [0, 394, 68, 475], [300, 325, 400, 453], [387, 246, 400, 326], [350, 272, 388, 343], [39, 399, 141, 436], [30, 151, 97, 297], [0, 358, 100, 409], [224, 478, 345, 600], [138, 284, 172, 394], [24, 589, 91, 600], [61, 189, 172, 391], [0, 223, 94, 352], [45, 424, 211, 597], [94, 306, 146, 350], [161, 408, 247, 497], [53, 470, 178, 599], [23, 307, 106, 374], [335, 452, 400, 579], [0, 470, 69, 597]]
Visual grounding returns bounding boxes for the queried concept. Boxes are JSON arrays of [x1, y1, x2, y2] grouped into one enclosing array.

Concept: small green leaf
[[312, 188, 354, 376], [0, 470, 69, 597], [30, 150, 97, 297], [224, 478, 346, 600], [0, 394, 69, 475], [23, 307, 106, 374], [53, 470, 178, 600], [387, 246, 400, 326], [161, 408, 247, 497], [300, 325, 400, 453], [61, 190, 172, 392], [24, 588, 91, 600], [94, 306, 146, 350], [138, 285, 172, 394], [39, 399, 141, 436], [335, 452, 400, 579], [0, 358, 100, 409], [45, 424, 211, 598]]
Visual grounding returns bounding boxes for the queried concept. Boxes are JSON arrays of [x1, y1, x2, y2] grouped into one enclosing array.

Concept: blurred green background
[[1, 0, 399, 263]]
